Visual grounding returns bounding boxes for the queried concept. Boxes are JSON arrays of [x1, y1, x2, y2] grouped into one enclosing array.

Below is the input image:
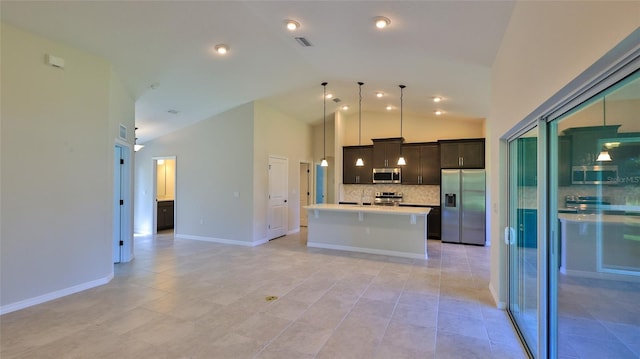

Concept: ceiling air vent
[[333, 98, 341, 103], [295, 37, 313, 47]]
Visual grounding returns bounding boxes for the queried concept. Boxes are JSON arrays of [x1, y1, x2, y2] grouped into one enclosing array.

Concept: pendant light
[[320, 82, 329, 167], [397, 84, 407, 166], [355, 82, 365, 167], [596, 96, 612, 162]]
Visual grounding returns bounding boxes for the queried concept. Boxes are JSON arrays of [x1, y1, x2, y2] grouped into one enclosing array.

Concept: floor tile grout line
[[254, 256, 368, 359], [314, 263, 406, 358], [370, 260, 413, 356], [433, 240, 443, 357]]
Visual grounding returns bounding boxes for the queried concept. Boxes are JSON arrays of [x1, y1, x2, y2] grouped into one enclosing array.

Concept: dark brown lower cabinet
[[428, 206, 441, 239], [157, 200, 174, 230]]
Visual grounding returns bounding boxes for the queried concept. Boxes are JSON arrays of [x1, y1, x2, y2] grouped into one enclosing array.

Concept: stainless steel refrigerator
[[441, 169, 486, 245]]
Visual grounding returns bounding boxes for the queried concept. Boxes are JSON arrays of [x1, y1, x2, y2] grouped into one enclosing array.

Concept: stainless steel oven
[[372, 168, 401, 184]]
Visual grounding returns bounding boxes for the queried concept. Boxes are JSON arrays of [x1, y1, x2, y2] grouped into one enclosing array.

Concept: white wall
[[488, 1, 639, 306], [341, 111, 485, 145], [134, 103, 255, 243], [253, 101, 313, 238], [1, 23, 134, 312], [108, 69, 136, 261], [312, 114, 337, 203], [134, 100, 313, 243]]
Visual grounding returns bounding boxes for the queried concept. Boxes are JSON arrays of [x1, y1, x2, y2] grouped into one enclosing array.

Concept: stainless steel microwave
[[373, 168, 401, 184], [571, 165, 618, 185]]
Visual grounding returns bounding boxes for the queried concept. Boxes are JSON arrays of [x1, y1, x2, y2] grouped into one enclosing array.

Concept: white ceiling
[[1, 1, 516, 144]]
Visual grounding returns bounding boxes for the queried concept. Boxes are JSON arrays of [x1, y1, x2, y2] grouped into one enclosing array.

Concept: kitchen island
[[304, 204, 430, 259], [559, 212, 640, 277]]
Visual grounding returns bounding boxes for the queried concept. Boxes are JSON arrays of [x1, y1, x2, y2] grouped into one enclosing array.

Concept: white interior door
[[268, 156, 288, 239], [300, 163, 310, 227]]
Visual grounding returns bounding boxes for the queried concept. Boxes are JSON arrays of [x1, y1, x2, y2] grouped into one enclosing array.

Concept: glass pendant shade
[[356, 82, 365, 166], [596, 97, 612, 162], [596, 150, 612, 162], [321, 82, 329, 168], [398, 84, 406, 165]]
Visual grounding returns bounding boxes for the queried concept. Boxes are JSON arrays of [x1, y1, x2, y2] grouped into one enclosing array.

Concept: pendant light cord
[[603, 96, 606, 127], [358, 82, 364, 146], [399, 85, 405, 139], [322, 82, 327, 161]]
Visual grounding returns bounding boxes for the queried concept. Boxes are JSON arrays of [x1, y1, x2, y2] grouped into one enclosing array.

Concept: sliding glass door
[[507, 63, 639, 358], [549, 70, 640, 359], [508, 127, 540, 357]]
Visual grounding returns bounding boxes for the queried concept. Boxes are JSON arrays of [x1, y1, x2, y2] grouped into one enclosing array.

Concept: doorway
[[153, 157, 176, 234], [300, 162, 310, 227], [315, 164, 326, 204], [113, 143, 132, 263], [268, 155, 288, 240]]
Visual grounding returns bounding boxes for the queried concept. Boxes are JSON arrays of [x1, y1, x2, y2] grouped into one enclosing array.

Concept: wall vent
[[295, 37, 313, 47]]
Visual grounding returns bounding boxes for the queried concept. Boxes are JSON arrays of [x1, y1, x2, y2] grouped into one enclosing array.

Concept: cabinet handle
[[356, 175, 360, 184], [461, 157, 464, 167]]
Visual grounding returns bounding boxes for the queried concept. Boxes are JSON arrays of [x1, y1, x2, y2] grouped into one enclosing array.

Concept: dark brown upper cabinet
[[439, 138, 485, 169], [343, 146, 373, 184], [372, 138, 403, 168], [401, 143, 440, 185]]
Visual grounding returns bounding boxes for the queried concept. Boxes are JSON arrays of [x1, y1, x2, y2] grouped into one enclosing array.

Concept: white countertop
[[559, 213, 640, 224], [305, 204, 430, 216]]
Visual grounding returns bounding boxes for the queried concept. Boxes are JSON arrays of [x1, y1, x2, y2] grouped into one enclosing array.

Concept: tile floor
[[1, 229, 527, 358], [558, 275, 640, 359]]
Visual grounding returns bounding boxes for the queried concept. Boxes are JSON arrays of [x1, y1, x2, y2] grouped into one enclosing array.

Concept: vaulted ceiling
[[1, 1, 516, 143]]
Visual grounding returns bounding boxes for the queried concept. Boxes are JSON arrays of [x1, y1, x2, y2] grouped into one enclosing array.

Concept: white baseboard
[[0, 273, 113, 315], [489, 281, 506, 309], [287, 228, 300, 235], [176, 233, 266, 247], [307, 241, 427, 260]]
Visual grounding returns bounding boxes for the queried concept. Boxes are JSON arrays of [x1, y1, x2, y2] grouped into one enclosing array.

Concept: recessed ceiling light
[[374, 16, 391, 29], [433, 96, 442, 103], [285, 20, 300, 31], [325, 93, 333, 99], [376, 92, 384, 98], [386, 105, 393, 111], [342, 105, 350, 110], [434, 110, 443, 115], [214, 44, 229, 55]]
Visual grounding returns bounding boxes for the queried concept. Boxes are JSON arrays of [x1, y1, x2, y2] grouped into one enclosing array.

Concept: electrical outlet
[[200, 218, 204, 225]]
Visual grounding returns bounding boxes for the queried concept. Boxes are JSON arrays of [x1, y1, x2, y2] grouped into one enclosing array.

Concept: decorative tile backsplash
[[341, 184, 440, 206], [518, 185, 640, 209]]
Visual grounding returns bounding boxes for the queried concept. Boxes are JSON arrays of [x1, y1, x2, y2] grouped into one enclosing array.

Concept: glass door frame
[[505, 119, 549, 358], [504, 37, 638, 358]]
